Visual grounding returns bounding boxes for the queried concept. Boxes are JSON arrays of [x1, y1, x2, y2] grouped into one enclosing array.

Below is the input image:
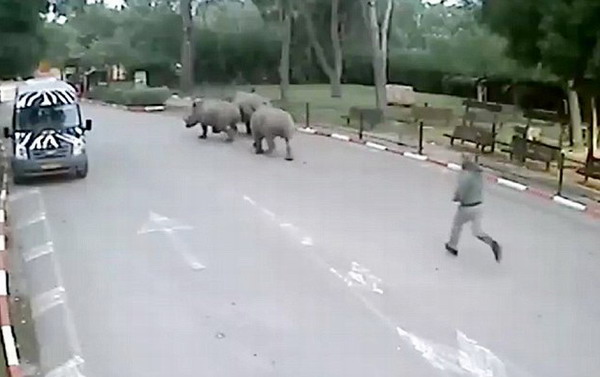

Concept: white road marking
[[237, 194, 517, 376], [396, 328, 509, 377], [26, 190, 84, 357], [301, 237, 314, 246], [330, 262, 384, 294], [138, 211, 194, 234], [0, 189, 6, 203], [1, 326, 19, 366], [329, 268, 351, 286], [45, 355, 86, 377], [553, 195, 587, 211], [0, 235, 5, 251], [242, 196, 314, 248], [497, 178, 528, 192], [31, 287, 65, 318], [7, 188, 40, 202], [261, 208, 276, 219], [15, 211, 46, 229], [0, 270, 7, 296], [243, 195, 257, 206], [138, 211, 206, 270], [164, 229, 206, 271], [23, 242, 54, 263]]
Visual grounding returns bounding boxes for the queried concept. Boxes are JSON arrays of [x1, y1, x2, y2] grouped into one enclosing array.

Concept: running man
[[445, 154, 502, 262]]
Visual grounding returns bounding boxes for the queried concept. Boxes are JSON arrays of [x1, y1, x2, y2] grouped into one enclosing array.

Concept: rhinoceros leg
[[225, 127, 235, 142], [254, 136, 264, 154], [284, 138, 293, 161], [245, 120, 252, 135], [265, 136, 276, 155], [199, 124, 208, 139]]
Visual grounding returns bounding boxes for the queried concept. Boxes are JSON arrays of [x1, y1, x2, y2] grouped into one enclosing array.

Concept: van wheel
[[75, 163, 88, 179]]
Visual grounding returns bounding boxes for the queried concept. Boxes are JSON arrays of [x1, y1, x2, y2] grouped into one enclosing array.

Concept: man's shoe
[[492, 241, 502, 262], [445, 243, 458, 256]]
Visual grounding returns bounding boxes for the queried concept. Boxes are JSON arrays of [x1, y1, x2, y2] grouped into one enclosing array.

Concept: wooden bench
[[411, 106, 453, 127], [443, 125, 496, 153], [577, 157, 600, 181], [462, 99, 502, 125], [341, 107, 384, 130], [506, 136, 560, 170]]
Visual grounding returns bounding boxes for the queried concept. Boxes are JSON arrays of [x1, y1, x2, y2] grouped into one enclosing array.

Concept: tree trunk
[[301, 0, 344, 98], [567, 79, 583, 147], [364, 0, 393, 110], [366, 1, 382, 109], [279, 3, 291, 101], [330, 0, 343, 98], [380, 0, 393, 83], [372, 53, 386, 110], [180, 0, 194, 94]]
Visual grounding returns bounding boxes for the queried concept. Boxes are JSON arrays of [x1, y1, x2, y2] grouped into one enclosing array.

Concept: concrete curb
[[296, 126, 599, 220], [0, 157, 23, 377], [80, 98, 165, 113]]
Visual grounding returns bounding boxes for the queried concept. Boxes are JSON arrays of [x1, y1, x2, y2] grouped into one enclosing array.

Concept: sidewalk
[[166, 95, 193, 109], [307, 122, 600, 208]]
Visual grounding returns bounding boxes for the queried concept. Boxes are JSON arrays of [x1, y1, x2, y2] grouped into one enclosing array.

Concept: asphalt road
[[8, 104, 600, 377]]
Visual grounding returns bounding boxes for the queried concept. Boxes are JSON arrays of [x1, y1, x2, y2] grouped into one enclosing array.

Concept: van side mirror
[[85, 119, 92, 131], [3, 127, 10, 139]]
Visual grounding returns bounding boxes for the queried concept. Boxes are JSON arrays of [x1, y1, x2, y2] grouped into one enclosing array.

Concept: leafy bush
[[87, 85, 170, 106], [87, 86, 125, 104], [121, 87, 171, 106]]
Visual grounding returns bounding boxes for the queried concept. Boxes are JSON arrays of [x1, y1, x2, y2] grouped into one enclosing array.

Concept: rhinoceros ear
[[192, 97, 203, 108]]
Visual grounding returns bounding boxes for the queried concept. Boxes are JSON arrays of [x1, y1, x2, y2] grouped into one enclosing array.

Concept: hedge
[[88, 86, 171, 106]]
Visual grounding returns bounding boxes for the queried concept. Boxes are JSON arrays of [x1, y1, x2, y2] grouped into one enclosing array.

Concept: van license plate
[[41, 163, 61, 170]]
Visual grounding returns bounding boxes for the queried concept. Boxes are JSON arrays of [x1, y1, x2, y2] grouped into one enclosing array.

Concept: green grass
[[174, 82, 563, 149], [192, 83, 466, 131]]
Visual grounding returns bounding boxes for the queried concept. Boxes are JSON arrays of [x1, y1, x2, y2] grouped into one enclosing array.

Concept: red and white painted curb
[[0, 166, 23, 377], [297, 126, 600, 220]]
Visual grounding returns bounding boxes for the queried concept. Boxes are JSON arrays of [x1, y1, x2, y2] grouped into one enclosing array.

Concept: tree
[[0, 0, 46, 78], [179, 0, 246, 93], [298, 0, 344, 98], [484, 0, 600, 148], [253, 0, 293, 100], [361, 0, 394, 110], [180, 0, 194, 93], [43, 22, 81, 67], [278, 0, 292, 100]]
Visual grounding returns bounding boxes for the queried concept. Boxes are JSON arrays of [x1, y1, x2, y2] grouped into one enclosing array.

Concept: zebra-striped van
[[3, 78, 92, 184]]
